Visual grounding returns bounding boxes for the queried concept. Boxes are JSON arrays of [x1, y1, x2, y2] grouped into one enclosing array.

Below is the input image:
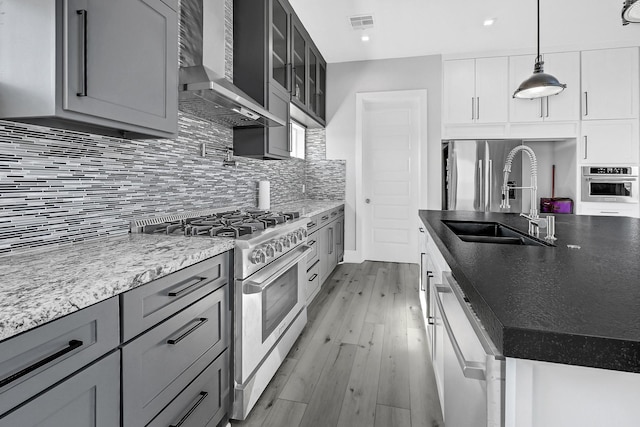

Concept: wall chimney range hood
[[178, 0, 285, 128]]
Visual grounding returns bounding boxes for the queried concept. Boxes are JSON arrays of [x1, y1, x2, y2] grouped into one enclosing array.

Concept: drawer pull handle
[[307, 222, 316, 228], [331, 211, 337, 217], [168, 276, 207, 297], [308, 273, 318, 281], [167, 318, 208, 345], [321, 215, 329, 220], [308, 240, 316, 246], [169, 391, 208, 427], [0, 340, 83, 388]]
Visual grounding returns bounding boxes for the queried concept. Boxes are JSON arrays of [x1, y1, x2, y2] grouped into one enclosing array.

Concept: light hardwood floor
[[232, 261, 444, 427]]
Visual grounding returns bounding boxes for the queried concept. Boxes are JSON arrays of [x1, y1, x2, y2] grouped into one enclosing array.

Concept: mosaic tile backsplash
[[0, 117, 342, 254]]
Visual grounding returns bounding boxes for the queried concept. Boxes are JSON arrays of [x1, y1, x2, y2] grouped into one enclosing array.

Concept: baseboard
[[343, 250, 363, 264]]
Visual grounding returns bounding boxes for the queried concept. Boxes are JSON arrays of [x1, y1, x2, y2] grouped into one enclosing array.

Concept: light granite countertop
[[0, 200, 343, 343], [0, 234, 234, 342], [273, 200, 344, 218]]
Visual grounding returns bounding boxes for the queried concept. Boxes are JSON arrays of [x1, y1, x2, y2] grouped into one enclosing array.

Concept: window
[[290, 120, 306, 159]]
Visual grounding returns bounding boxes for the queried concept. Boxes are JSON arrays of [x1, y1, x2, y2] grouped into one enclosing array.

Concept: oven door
[[582, 177, 638, 203], [236, 244, 311, 383]]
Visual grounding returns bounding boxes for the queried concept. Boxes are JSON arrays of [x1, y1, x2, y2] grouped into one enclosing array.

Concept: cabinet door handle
[[476, 97, 480, 120], [419, 227, 424, 232], [169, 391, 208, 427], [546, 96, 550, 118], [584, 91, 589, 116], [76, 10, 88, 97], [0, 340, 83, 388], [419, 254, 426, 291], [540, 98, 544, 118], [471, 97, 475, 120], [167, 276, 207, 297], [287, 121, 292, 152], [583, 135, 588, 160], [329, 227, 334, 254], [309, 273, 318, 281], [426, 271, 434, 320], [167, 318, 208, 345], [286, 63, 293, 94]]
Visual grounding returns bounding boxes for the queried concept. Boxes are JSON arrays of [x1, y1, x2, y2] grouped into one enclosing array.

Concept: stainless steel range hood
[[179, 0, 285, 128]]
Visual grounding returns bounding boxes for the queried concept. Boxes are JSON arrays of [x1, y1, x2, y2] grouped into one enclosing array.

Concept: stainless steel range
[[131, 207, 311, 420]]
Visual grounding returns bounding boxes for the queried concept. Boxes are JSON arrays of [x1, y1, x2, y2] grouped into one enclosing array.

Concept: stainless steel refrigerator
[[443, 140, 523, 213]]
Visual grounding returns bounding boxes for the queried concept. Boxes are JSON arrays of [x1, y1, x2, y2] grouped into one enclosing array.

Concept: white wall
[[326, 55, 442, 252]]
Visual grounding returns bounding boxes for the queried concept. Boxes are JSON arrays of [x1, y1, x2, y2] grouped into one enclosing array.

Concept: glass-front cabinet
[[291, 18, 307, 108], [271, 0, 289, 93], [309, 48, 318, 114]]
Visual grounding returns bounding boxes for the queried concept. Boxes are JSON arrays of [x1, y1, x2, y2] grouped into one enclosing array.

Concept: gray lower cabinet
[[313, 205, 346, 293], [0, 297, 119, 417], [0, 352, 120, 427], [121, 253, 231, 427], [0, 0, 178, 139], [148, 349, 229, 427]]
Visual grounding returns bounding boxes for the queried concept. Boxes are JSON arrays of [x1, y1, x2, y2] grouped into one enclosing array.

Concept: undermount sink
[[442, 220, 552, 247]]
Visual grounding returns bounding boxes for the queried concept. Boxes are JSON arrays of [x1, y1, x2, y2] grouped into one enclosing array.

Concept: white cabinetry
[[579, 119, 639, 164], [509, 52, 581, 122], [443, 57, 509, 124], [581, 47, 639, 120]]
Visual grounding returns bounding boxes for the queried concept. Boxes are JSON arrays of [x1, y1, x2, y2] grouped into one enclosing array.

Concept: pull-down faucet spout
[[500, 145, 547, 235]]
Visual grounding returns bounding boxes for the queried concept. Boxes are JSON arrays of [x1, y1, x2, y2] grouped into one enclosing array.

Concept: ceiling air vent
[[349, 14, 374, 30]]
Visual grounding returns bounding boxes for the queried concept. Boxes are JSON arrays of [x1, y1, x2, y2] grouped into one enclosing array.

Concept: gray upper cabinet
[[0, 0, 178, 139], [233, 0, 292, 159]]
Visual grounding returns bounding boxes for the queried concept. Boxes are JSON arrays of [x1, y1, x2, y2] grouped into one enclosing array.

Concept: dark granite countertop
[[420, 210, 640, 373]]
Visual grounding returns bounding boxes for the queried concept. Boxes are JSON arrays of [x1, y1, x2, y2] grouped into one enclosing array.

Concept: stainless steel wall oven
[[581, 166, 638, 203]]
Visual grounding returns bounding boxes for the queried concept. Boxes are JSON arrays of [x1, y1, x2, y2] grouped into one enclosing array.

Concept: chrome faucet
[[500, 145, 548, 237]]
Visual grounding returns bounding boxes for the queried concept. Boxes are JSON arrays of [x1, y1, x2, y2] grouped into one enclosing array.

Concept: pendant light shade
[[513, 59, 566, 99], [622, 0, 640, 25], [513, 0, 566, 99]]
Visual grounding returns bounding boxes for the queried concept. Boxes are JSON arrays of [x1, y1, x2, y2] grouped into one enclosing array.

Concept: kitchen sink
[[442, 220, 552, 247]]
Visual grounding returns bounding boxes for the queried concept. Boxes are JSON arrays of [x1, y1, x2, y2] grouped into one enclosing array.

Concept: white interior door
[[358, 91, 425, 263]]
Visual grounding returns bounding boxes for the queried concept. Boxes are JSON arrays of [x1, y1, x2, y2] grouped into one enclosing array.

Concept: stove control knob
[[250, 248, 266, 264], [288, 232, 298, 245], [279, 237, 291, 249], [299, 227, 308, 238], [264, 243, 276, 258], [296, 229, 305, 241], [273, 240, 284, 252]]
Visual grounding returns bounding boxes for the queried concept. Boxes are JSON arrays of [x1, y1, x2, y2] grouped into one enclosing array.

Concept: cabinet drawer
[[148, 349, 229, 427], [318, 210, 331, 227], [121, 252, 229, 342], [329, 207, 340, 221], [306, 230, 319, 266], [306, 214, 320, 234], [306, 260, 321, 304], [122, 285, 229, 427], [0, 352, 120, 427], [0, 297, 119, 416]]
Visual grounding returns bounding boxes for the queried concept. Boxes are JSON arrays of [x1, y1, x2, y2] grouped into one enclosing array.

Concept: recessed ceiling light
[[484, 18, 496, 26], [361, 35, 370, 42]]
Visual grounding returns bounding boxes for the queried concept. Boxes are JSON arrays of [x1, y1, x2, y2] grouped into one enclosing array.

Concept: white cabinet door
[[581, 47, 639, 120], [509, 54, 543, 123], [475, 57, 509, 123], [509, 52, 580, 123], [544, 51, 581, 121], [443, 59, 476, 124], [580, 120, 639, 164]]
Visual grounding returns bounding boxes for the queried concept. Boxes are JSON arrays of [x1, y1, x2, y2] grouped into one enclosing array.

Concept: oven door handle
[[243, 245, 312, 294], [585, 177, 637, 182]]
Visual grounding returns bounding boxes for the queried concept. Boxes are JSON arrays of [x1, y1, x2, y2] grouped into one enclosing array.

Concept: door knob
[[365, 198, 371, 204]]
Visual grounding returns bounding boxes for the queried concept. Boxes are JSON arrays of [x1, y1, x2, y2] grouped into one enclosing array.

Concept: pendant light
[[622, 0, 640, 25], [513, 0, 566, 99]]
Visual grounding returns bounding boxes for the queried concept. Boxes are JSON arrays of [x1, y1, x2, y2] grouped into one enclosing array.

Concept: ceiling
[[288, 0, 640, 63]]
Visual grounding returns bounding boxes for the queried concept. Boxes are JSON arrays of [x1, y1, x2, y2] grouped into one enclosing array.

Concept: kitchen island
[[420, 209, 640, 427]]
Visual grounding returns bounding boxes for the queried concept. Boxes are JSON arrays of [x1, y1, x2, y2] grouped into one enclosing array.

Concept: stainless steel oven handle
[[434, 286, 486, 381], [243, 244, 312, 294], [585, 177, 637, 182]]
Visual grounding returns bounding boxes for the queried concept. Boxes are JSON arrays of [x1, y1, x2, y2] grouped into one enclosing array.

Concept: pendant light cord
[[536, 0, 541, 63]]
